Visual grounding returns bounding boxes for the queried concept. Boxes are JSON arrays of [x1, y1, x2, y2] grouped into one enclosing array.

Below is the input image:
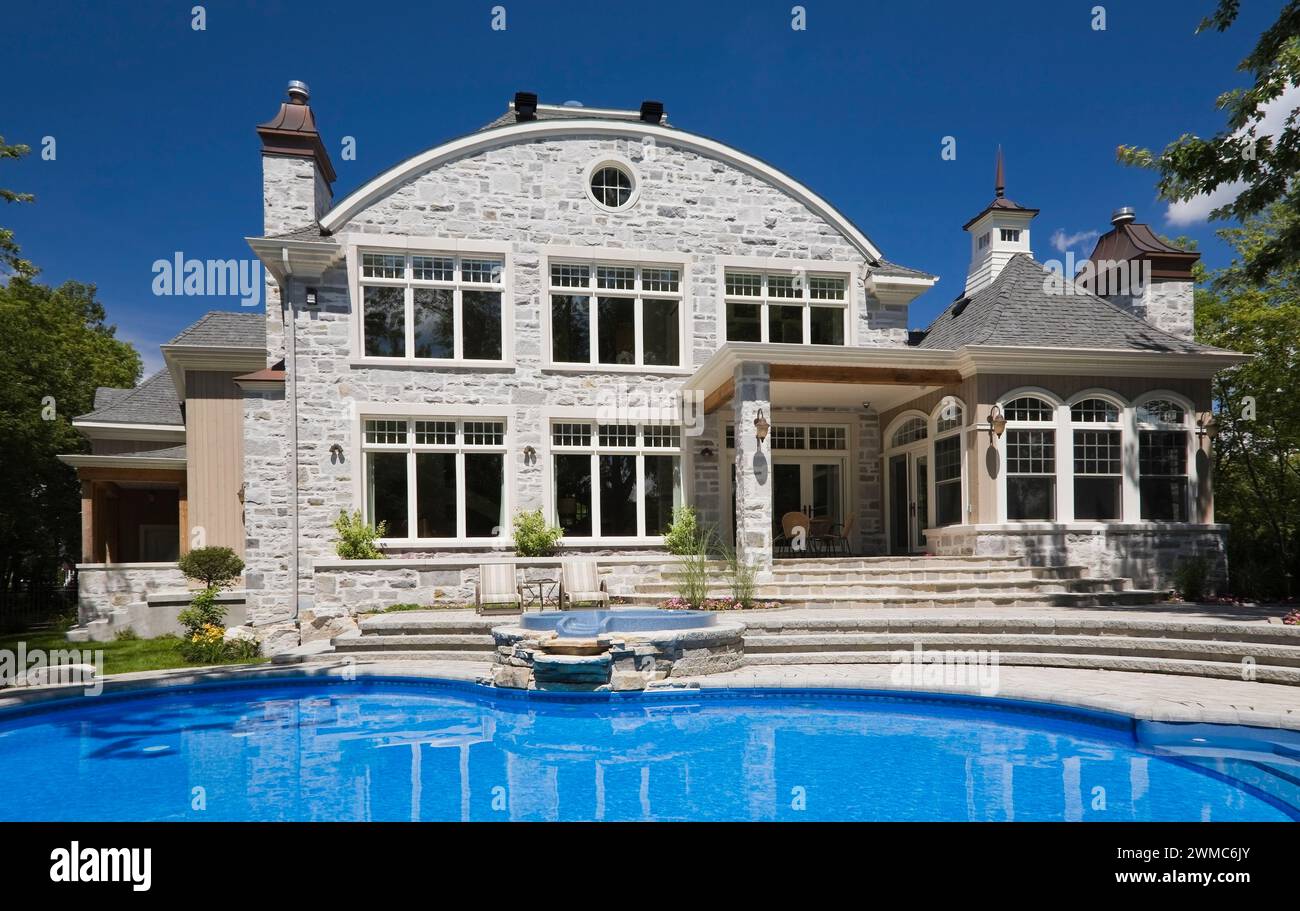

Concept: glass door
[[888, 451, 929, 554]]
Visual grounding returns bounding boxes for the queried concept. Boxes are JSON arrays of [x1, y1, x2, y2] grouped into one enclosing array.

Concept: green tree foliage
[[1196, 205, 1300, 598], [0, 278, 141, 586], [1117, 1, 1300, 280], [1, 135, 36, 279], [333, 510, 387, 559], [177, 546, 245, 589]]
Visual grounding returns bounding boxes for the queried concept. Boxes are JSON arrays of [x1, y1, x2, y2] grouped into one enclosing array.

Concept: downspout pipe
[[281, 247, 300, 620]]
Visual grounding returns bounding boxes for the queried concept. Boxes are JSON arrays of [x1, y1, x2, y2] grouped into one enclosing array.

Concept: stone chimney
[[256, 80, 336, 235], [1077, 207, 1200, 340], [962, 147, 1039, 295]]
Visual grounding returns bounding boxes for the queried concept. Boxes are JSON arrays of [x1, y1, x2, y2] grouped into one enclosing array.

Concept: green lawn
[[0, 630, 268, 676]]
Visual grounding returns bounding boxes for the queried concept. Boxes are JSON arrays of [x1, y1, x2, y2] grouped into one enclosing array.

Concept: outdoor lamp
[[753, 409, 770, 446], [1195, 412, 1218, 445], [988, 405, 1007, 440]]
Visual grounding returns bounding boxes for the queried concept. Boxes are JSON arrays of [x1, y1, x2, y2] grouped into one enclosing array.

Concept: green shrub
[[178, 546, 245, 589], [113, 628, 139, 641], [674, 525, 715, 610], [513, 509, 563, 557], [1173, 555, 1210, 602], [717, 533, 759, 609], [333, 511, 387, 559], [177, 585, 227, 637], [178, 623, 262, 664], [663, 506, 702, 556]]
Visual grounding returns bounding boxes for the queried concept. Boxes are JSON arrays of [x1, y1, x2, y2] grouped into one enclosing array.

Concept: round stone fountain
[[489, 609, 746, 692]]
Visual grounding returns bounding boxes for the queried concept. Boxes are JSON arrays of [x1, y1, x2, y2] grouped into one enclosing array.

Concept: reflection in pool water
[[0, 678, 1294, 821]]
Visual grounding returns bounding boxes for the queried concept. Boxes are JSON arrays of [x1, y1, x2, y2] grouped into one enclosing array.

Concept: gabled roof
[[93, 386, 131, 410], [915, 253, 1224, 355], [166, 311, 266, 349], [74, 370, 183, 427], [873, 260, 936, 280]]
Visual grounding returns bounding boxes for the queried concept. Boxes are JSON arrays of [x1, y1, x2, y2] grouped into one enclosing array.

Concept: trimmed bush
[[1173, 555, 1210, 602], [333, 511, 387, 559], [663, 506, 701, 556], [513, 509, 563, 557], [178, 546, 244, 589]]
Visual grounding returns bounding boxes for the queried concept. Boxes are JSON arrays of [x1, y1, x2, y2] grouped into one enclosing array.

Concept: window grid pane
[[551, 263, 590, 288], [725, 272, 762, 296], [935, 435, 962, 483], [461, 259, 502, 284], [596, 265, 635, 290], [598, 424, 638, 447], [1006, 429, 1055, 474], [892, 417, 928, 447], [413, 420, 456, 445], [808, 426, 846, 450], [552, 422, 593, 447], [361, 253, 404, 279], [1073, 429, 1121, 475], [411, 255, 454, 281], [767, 274, 798, 298], [771, 425, 805, 450], [641, 268, 680, 293], [464, 421, 505, 446], [364, 419, 408, 445], [643, 425, 682, 448], [725, 425, 736, 449], [1139, 431, 1188, 476], [1138, 400, 1186, 426], [808, 276, 846, 300], [936, 404, 964, 434], [1071, 398, 1119, 423], [1004, 397, 1054, 422]]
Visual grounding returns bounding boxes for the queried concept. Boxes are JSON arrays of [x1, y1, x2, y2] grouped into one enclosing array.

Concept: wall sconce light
[[988, 405, 1007, 440], [236, 482, 246, 504], [700, 446, 715, 458], [329, 443, 344, 463], [305, 287, 319, 309], [522, 445, 537, 460], [1195, 412, 1218, 445], [753, 409, 770, 446]]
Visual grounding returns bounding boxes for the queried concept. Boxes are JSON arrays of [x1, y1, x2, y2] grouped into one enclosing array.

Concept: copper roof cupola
[[1076, 206, 1200, 296], [256, 80, 337, 185], [962, 147, 1038, 295]]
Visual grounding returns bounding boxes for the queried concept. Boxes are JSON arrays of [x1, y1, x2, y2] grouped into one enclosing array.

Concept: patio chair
[[475, 563, 522, 615], [558, 558, 609, 610], [774, 511, 812, 556], [823, 514, 855, 556]]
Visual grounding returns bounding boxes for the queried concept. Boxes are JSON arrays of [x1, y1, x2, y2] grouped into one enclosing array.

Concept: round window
[[588, 164, 635, 209]]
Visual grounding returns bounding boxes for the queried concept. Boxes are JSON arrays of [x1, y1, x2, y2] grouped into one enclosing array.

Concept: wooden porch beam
[[74, 467, 186, 485], [80, 481, 95, 563], [769, 363, 963, 386], [702, 377, 735, 415]]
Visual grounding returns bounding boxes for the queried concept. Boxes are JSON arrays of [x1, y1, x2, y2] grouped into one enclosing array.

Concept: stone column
[[732, 362, 773, 574]]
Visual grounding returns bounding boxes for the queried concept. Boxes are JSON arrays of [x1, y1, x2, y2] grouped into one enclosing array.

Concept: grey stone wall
[[925, 524, 1229, 592], [1110, 279, 1195, 342], [77, 564, 189, 623], [242, 386, 294, 625]]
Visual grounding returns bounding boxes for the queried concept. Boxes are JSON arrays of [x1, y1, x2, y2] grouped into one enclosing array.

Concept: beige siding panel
[[185, 371, 245, 555]]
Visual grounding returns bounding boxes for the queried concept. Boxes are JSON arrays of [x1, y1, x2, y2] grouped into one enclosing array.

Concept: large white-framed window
[[932, 398, 965, 527], [1136, 396, 1191, 522], [549, 420, 683, 540], [355, 249, 509, 365], [546, 258, 686, 371], [722, 268, 849, 345], [1002, 394, 1057, 521], [1070, 396, 1124, 521], [361, 416, 509, 542]]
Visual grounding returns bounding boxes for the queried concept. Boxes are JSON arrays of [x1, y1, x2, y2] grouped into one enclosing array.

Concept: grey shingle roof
[[915, 254, 1222, 354], [75, 370, 183, 426], [118, 444, 187, 460], [93, 387, 131, 410], [166, 311, 266, 349], [267, 222, 330, 241], [873, 260, 936, 280]]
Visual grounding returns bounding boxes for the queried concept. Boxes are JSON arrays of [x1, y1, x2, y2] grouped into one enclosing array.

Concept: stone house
[[63, 84, 1247, 648]]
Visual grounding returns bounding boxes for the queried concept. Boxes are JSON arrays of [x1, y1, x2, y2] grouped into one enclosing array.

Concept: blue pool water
[[0, 678, 1294, 822]]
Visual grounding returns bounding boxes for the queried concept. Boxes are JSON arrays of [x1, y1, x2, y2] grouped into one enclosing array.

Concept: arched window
[[1003, 394, 1056, 520], [1136, 397, 1189, 521], [933, 400, 964, 526], [1071, 397, 1123, 520], [892, 417, 928, 447]]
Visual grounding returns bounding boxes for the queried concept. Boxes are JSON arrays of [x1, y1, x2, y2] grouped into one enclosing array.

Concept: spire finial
[[994, 145, 1005, 199]]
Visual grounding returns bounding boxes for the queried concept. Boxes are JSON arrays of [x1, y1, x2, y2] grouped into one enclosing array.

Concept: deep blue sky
[[4, 0, 1284, 375]]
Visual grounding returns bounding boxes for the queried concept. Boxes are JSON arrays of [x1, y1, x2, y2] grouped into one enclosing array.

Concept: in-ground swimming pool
[[0, 677, 1295, 822]]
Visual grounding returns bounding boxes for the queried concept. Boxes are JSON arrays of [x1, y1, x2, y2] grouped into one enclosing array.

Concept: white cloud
[[1164, 82, 1300, 227], [1050, 228, 1100, 254]]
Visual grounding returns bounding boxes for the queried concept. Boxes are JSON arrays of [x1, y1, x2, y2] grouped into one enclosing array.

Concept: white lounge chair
[[558, 559, 609, 610], [475, 563, 522, 615]]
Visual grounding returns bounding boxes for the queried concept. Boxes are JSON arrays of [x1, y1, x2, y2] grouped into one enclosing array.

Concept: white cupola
[[962, 147, 1038, 295]]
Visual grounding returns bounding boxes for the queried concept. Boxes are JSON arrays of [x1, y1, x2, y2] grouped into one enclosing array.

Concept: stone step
[[764, 566, 1089, 583], [632, 578, 1132, 597], [328, 649, 491, 662], [359, 616, 499, 635], [741, 650, 1300, 685], [742, 616, 1300, 645], [648, 555, 1029, 574], [732, 591, 1166, 609], [742, 632, 1300, 667], [333, 634, 496, 653]]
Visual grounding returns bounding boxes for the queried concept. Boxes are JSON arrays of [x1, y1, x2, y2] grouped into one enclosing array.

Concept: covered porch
[[57, 455, 188, 564], [687, 343, 968, 570]]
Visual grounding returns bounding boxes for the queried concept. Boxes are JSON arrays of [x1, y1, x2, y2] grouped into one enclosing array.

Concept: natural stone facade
[[1110, 280, 1195, 342], [76, 564, 189, 623]]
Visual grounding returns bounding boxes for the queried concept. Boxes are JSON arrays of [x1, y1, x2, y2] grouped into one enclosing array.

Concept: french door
[[772, 458, 845, 526], [887, 450, 928, 554]]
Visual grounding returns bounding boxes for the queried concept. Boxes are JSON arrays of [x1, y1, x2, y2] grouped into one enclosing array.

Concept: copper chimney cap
[[1111, 206, 1136, 226]]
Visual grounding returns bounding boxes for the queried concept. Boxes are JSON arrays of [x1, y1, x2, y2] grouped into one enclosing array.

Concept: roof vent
[[513, 92, 538, 122], [1111, 206, 1136, 227], [639, 100, 665, 124], [287, 80, 310, 104]]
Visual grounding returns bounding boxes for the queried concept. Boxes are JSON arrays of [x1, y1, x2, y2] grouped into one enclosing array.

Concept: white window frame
[[1067, 391, 1127, 523], [357, 406, 514, 547], [930, 397, 967, 528], [1133, 391, 1197, 524], [583, 155, 642, 212], [720, 266, 851, 346], [997, 389, 1063, 523], [345, 237, 514, 368], [543, 414, 685, 543], [541, 247, 692, 374]]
